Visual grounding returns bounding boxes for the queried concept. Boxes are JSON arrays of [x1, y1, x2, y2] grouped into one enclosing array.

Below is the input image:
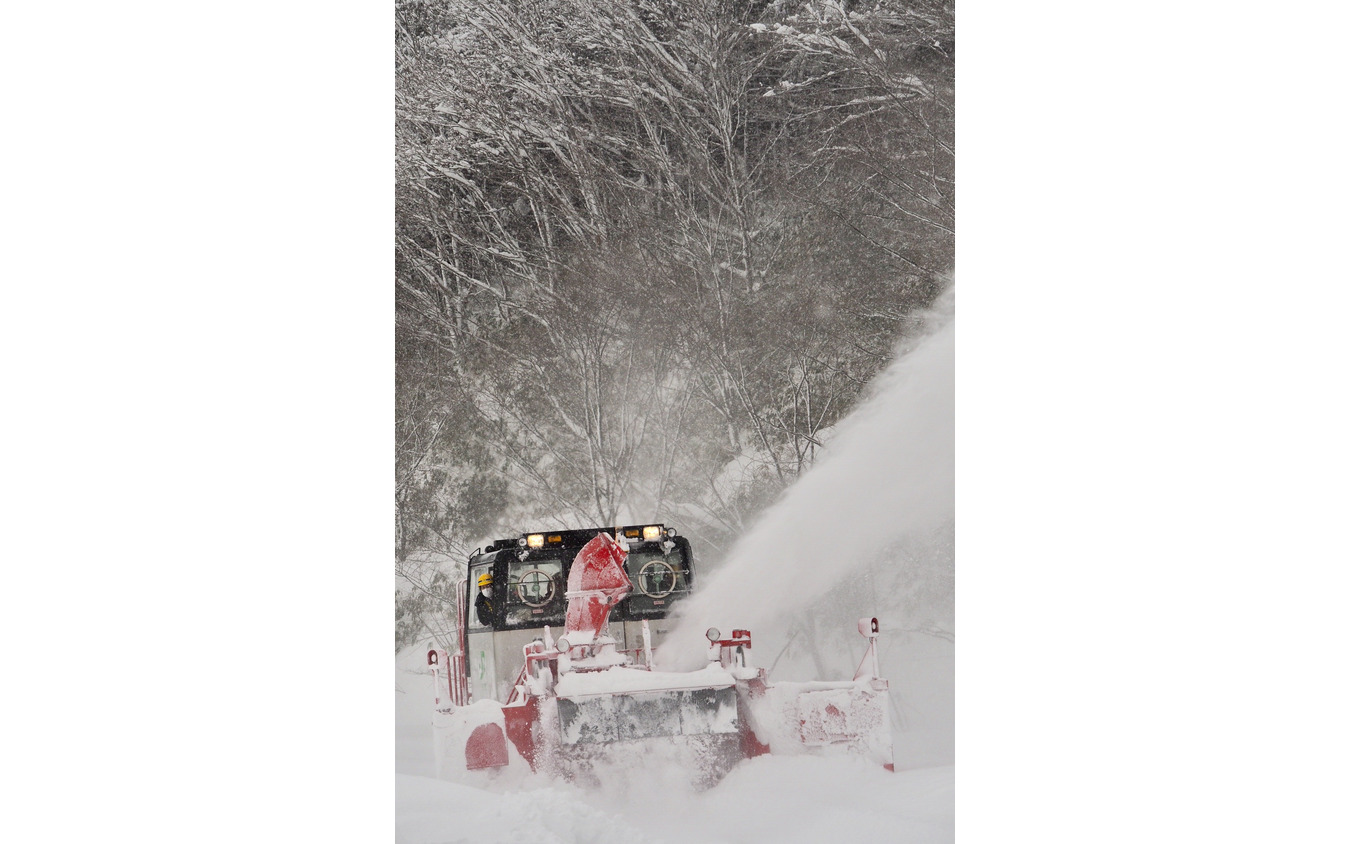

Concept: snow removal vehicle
[[427, 525, 894, 783]]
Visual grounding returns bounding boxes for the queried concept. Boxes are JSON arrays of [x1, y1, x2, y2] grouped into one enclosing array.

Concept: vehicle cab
[[462, 524, 692, 703]]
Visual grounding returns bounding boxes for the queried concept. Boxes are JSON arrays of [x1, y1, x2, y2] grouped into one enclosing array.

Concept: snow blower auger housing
[[428, 527, 895, 783]]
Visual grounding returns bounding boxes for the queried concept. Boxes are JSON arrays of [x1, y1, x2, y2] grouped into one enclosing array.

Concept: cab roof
[[483, 524, 671, 554]]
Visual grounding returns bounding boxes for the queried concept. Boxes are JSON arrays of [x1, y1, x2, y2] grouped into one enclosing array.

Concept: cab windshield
[[622, 546, 690, 618], [502, 553, 566, 628]]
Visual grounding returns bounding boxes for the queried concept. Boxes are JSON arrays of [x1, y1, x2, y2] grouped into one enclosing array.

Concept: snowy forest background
[[394, 0, 954, 650]]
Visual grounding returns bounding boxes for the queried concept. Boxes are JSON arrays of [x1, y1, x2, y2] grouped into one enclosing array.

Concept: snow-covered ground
[[396, 294, 955, 842], [395, 760, 952, 844]]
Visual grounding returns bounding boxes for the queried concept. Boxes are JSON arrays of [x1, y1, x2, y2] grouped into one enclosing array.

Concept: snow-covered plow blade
[[797, 683, 889, 748], [739, 678, 893, 769], [556, 685, 738, 745], [732, 618, 894, 770]]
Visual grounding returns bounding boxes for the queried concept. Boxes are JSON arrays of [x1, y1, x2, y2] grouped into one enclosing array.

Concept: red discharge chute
[[564, 532, 632, 638]]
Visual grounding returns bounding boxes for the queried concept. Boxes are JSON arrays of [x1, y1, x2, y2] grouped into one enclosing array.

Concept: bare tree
[[393, 0, 954, 645]]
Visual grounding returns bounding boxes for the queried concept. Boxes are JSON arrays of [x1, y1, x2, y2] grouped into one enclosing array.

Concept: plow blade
[[796, 685, 887, 747], [556, 685, 738, 745], [741, 679, 895, 769]]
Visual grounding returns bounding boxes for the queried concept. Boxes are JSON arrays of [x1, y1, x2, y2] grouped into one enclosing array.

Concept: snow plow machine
[[428, 525, 894, 785]]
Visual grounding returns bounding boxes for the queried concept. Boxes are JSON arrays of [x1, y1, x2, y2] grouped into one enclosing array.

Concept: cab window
[[503, 555, 566, 628], [466, 560, 495, 632], [622, 546, 690, 618]]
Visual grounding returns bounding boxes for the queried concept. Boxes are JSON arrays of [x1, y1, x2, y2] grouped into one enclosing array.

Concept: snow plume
[[659, 289, 955, 677]]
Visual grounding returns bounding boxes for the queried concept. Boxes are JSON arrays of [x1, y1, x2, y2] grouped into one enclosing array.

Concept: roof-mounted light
[[642, 525, 662, 541], [526, 534, 544, 548]]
